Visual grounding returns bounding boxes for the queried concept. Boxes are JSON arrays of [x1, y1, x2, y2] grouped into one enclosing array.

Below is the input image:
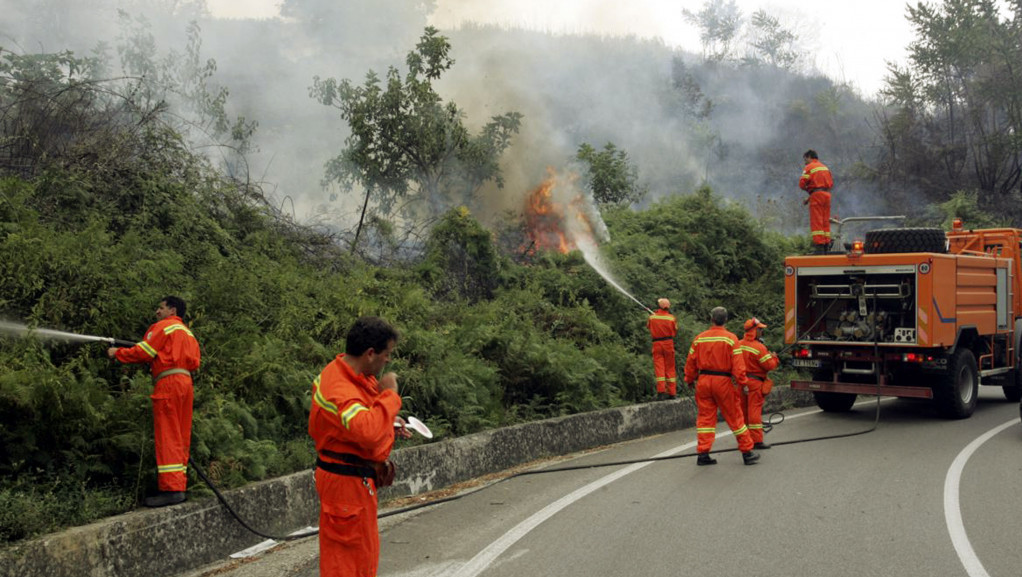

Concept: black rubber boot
[[143, 491, 186, 508], [696, 453, 717, 466], [754, 442, 771, 450], [742, 451, 761, 465]]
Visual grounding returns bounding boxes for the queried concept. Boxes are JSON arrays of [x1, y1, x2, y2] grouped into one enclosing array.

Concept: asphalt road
[[185, 388, 1022, 577]]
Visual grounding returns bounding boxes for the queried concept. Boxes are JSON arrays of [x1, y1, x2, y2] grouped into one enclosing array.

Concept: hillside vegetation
[[2, 0, 1017, 544]]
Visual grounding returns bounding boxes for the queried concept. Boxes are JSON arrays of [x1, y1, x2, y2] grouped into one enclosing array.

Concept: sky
[[207, 0, 918, 97]]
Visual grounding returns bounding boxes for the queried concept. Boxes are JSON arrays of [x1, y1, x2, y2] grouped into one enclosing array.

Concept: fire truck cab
[[784, 222, 1022, 418]]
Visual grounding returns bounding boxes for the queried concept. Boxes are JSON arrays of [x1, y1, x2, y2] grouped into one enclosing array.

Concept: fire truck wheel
[[934, 349, 978, 419], [1003, 385, 1022, 402], [863, 228, 948, 254], [812, 391, 857, 412]]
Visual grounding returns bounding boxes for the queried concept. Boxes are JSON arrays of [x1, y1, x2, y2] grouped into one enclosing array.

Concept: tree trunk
[[351, 185, 372, 254]]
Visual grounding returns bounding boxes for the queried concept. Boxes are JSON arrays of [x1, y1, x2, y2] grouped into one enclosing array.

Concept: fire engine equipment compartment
[[784, 226, 1022, 419]]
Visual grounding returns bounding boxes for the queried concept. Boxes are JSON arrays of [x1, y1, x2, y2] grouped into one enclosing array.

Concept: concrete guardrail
[[0, 387, 814, 577]]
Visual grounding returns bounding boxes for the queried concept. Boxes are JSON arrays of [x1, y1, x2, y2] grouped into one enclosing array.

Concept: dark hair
[[803, 149, 819, 160], [162, 295, 187, 319], [346, 316, 399, 357], [710, 306, 728, 326]]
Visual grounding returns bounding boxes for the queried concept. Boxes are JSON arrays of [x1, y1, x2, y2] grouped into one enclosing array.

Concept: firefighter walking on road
[[799, 149, 834, 254], [309, 316, 413, 577], [684, 307, 760, 466], [108, 296, 200, 508], [648, 298, 678, 400], [737, 318, 780, 450]]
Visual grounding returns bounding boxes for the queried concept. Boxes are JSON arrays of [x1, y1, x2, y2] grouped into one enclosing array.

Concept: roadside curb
[[0, 387, 814, 577]]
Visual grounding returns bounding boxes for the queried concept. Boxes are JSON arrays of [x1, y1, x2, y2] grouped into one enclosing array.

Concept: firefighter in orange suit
[[738, 318, 780, 450], [309, 316, 413, 577], [108, 296, 200, 508], [683, 306, 760, 466], [648, 298, 678, 399], [799, 149, 834, 254]]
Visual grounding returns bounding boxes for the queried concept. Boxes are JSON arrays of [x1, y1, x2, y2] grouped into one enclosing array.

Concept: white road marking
[[944, 417, 1021, 577], [448, 405, 834, 577]]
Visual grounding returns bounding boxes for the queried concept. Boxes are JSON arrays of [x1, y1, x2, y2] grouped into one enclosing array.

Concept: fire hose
[[1, 320, 883, 543], [375, 297, 884, 520]]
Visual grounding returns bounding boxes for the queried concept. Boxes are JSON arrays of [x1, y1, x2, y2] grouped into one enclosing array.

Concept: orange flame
[[523, 167, 603, 255]]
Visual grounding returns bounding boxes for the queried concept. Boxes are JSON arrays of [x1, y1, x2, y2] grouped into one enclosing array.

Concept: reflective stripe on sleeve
[[163, 324, 194, 337], [341, 403, 368, 429], [139, 341, 158, 358], [311, 376, 338, 416]]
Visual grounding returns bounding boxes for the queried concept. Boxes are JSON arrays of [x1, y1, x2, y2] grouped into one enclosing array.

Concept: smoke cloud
[[1, 0, 890, 242]]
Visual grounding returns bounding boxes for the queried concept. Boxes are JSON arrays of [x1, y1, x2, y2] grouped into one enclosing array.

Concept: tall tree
[[576, 142, 647, 207], [878, 0, 1022, 215], [743, 10, 802, 70], [682, 0, 743, 63], [310, 27, 523, 252], [114, 12, 258, 175]]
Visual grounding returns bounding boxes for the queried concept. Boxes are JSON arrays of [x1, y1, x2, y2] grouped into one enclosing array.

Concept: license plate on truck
[[792, 359, 822, 368]]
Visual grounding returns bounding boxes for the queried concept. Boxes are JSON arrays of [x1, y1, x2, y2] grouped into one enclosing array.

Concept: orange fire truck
[[785, 221, 1022, 418]]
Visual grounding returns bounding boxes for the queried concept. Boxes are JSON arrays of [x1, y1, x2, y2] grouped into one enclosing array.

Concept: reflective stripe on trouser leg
[[152, 375, 194, 492], [741, 388, 766, 444], [695, 379, 721, 453], [652, 340, 676, 395], [809, 190, 831, 246], [713, 380, 754, 453], [747, 389, 765, 444]]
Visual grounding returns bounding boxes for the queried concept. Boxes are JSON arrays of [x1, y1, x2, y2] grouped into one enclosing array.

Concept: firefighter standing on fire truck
[[309, 316, 413, 577], [799, 149, 834, 254], [737, 318, 779, 450], [107, 296, 200, 508], [684, 307, 760, 466], [648, 298, 678, 400]]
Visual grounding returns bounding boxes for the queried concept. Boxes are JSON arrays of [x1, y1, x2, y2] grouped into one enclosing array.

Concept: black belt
[[699, 370, 733, 378], [318, 449, 378, 478], [316, 457, 375, 479], [321, 449, 371, 466], [747, 374, 765, 382], [809, 187, 830, 193], [652, 336, 674, 342]]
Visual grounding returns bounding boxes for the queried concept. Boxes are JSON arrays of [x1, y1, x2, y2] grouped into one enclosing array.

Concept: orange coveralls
[[799, 159, 834, 247], [684, 326, 754, 454], [648, 308, 678, 397], [115, 315, 200, 492], [309, 354, 401, 577], [737, 332, 780, 445]]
